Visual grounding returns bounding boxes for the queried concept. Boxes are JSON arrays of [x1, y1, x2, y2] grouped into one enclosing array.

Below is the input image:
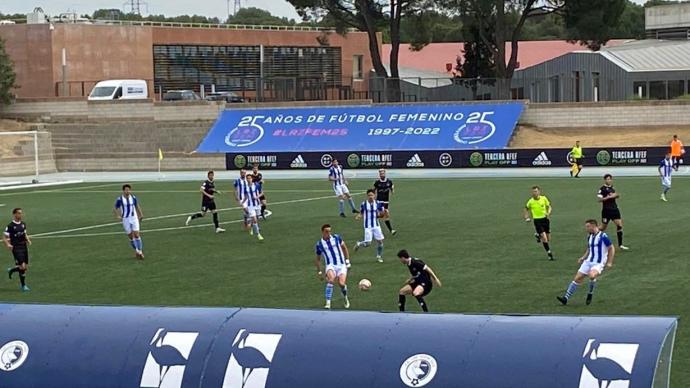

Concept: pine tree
[[0, 37, 17, 105]]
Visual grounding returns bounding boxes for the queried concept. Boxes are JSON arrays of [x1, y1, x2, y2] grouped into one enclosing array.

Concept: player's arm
[[658, 163, 664, 176], [578, 248, 589, 264], [523, 206, 531, 222], [340, 240, 352, 267], [2, 229, 12, 250], [355, 204, 363, 220], [328, 170, 336, 182], [604, 235, 615, 268], [135, 204, 144, 220], [201, 185, 213, 199], [25, 231, 32, 246], [314, 254, 323, 279], [113, 200, 122, 220], [424, 265, 442, 287], [546, 202, 552, 218]]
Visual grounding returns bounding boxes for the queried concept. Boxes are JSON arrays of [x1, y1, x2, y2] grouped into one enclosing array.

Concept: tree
[[288, 0, 436, 102], [447, 0, 627, 97], [227, 7, 296, 25], [0, 37, 17, 104]]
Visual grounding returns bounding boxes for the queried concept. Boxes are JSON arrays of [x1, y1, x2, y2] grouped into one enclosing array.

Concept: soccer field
[[0, 176, 688, 385]]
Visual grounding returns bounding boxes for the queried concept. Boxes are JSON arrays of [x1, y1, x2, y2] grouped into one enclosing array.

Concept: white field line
[[24, 189, 338, 194], [31, 192, 363, 239], [0, 182, 122, 197], [0, 181, 22, 187], [0, 204, 5, 207], [0, 180, 84, 192], [34, 210, 274, 239]]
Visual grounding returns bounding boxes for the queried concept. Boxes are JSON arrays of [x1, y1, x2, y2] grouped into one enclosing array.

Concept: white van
[[88, 80, 148, 101]]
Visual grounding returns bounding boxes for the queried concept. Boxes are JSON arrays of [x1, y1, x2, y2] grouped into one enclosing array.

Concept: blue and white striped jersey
[[586, 231, 612, 264], [329, 165, 345, 186], [243, 182, 261, 207], [115, 195, 138, 219], [316, 234, 346, 266], [660, 158, 673, 178], [360, 200, 384, 228], [234, 177, 249, 201]]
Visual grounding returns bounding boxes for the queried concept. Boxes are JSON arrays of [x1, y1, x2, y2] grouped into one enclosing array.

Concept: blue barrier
[[0, 304, 677, 388], [196, 103, 525, 153]]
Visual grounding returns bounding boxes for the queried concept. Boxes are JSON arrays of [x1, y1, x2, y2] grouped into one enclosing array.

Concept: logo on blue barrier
[[197, 103, 525, 153], [578, 339, 639, 388], [223, 329, 283, 388], [400, 354, 438, 387], [140, 329, 199, 388], [0, 340, 29, 372]]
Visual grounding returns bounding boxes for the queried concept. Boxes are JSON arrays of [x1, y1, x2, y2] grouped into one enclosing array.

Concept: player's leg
[[383, 203, 395, 234], [187, 207, 206, 225], [661, 179, 671, 201], [338, 271, 350, 308], [374, 227, 385, 263], [355, 228, 373, 251], [575, 161, 583, 177], [412, 285, 429, 312], [8, 255, 20, 279], [585, 268, 602, 305], [260, 195, 267, 218], [557, 270, 586, 305], [343, 187, 357, 213], [398, 284, 413, 311], [542, 223, 554, 260], [600, 216, 609, 232], [132, 230, 144, 258], [614, 218, 627, 250], [18, 261, 28, 291], [324, 270, 336, 309]]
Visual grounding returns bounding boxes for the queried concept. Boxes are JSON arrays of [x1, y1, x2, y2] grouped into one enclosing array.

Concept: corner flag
[[158, 148, 164, 161]]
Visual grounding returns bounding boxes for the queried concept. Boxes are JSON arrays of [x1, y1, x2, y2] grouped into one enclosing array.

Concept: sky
[[0, 0, 301, 20], [0, 0, 652, 21]]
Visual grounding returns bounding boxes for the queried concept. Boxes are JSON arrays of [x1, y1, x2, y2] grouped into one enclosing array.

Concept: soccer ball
[[358, 279, 372, 291]]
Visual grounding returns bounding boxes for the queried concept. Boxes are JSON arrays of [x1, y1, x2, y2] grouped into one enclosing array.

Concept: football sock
[[385, 220, 393, 231], [542, 242, 551, 252], [212, 213, 219, 228], [616, 226, 623, 246], [130, 239, 136, 250], [134, 238, 143, 251], [191, 212, 203, 220], [348, 198, 357, 210], [252, 223, 260, 235], [19, 270, 26, 287], [663, 187, 670, 195], [325, 283, 334, 302], [341, 285, 348, 297], [9, 267, 19, 276], [338, 200, 345, 214], [415, 296, 429, 312], [376, 243, 384, 256], [588, 280, 597, 295], [398, 294, 406, 311], [564, 281, 579, 300], [576, 166, 582, 176], [261, 205, 266, 216]]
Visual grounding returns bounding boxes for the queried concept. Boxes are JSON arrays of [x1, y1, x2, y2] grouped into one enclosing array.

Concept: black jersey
[[407, 258, 431, 284], [4, 221, 28, 247], [598, 185, 618, 209], [201, 180, 216, 201], [374, 178, 394, 202]]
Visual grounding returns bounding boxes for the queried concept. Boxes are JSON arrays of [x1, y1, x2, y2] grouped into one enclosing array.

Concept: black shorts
[[12, 246, 29, 265], [259, 194, 266, 201], [379, 201, 389, 210], [202, 200, 217, 212], [533, 218, 550, 234], [601, 208, 621, 224], [574, 158, 583, 167], [672, 156, 681, 166], [410, 280, 432, 296]]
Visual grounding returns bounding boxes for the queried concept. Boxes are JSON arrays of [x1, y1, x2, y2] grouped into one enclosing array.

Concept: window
[[511, 87, 524, 99], [668, 80, 685, 99], [353, 55, 364, 80], [549, 76, 560, 102], [649, 81, 667, 99], [633, 81, 647, 98], [573, 71, 581, 102], [592, 72, 600, 102]]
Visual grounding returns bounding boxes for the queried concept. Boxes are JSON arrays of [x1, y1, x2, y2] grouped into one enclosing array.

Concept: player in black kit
[[185, 171, 226, 233], [251, 165, 268, 219], [597, 174, 629, 250], [3, 208, 32, 291], [397, 249, 442, 312], [373, 169, 396, 235]]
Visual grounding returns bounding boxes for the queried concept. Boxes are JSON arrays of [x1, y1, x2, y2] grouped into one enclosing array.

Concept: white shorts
[[245, 205, 261, 219], [363, 226, 385, 243], [662, 176, 672, 188], [578, 261, 605, 276], [334, 184, 350, 197], [326, 264, 347, 278], [122, 217, 140, 234]]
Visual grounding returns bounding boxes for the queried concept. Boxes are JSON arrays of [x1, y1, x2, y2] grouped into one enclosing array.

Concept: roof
[[383, 40, 626, 75], [599, 40, 690, 72]]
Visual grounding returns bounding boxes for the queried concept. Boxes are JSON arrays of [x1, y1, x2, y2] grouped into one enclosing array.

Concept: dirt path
[[511, 125, 690, 148]]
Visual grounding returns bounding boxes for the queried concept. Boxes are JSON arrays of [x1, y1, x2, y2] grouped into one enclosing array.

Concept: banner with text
[[199, 102, 525, 153], [225, 147, 672, 169]]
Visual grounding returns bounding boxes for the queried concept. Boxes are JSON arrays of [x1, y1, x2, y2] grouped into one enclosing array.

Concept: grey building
[[512, 40, 690, 102], [645, 3, 690, 40]]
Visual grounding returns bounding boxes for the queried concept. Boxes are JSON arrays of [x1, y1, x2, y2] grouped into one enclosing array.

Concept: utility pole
[[234, 0, 242, 15], [123, 0, 148, 15]]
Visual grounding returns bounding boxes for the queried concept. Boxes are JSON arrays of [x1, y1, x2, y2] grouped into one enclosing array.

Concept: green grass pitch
[[0, 176, 688, 385]]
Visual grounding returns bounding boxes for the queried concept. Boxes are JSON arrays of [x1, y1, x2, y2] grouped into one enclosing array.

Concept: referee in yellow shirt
[[523, 186, 554, 260], [569, 141, 584, 178]]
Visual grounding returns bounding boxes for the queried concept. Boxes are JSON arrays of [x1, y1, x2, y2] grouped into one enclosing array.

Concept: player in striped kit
[[242, 174, 264, 241], [659, 152, 674, 202], [113, 184, 145, 259], [328, 159, 359, 218], [354, 189, 388, 263], [234, 169, 250, 231], [557, 219, 615, 306], [314, 224, 352, 309]]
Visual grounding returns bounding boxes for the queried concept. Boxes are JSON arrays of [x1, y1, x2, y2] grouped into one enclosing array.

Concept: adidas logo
[[290, 154, 307, 168], [406, 153, 425, 168], [532, 152, 552, 166]]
